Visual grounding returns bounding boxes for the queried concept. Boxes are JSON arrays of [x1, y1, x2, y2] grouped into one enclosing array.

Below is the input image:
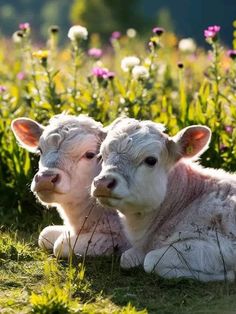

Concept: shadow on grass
[[77, 255, 236, 314]]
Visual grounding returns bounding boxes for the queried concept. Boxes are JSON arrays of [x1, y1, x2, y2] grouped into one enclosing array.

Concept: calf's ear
[[170, 125, 211, 160], [11, 118, 44, 152]]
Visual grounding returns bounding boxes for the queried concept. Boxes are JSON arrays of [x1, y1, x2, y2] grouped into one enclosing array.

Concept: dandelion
[[227, 49, 236, 60], [88, 48, 103, 59], [152, 27, 165, 36], [126, 28, 137, 38], [33, 50, 49, 60], [68, 25, 88, 41], [132, 65, 149, 80], [110, 31, 121, 40], [121, 56, 140, 72], [204, 25, 221, 40], [178, 38, 196, 53], [33, 50, 49, 67]]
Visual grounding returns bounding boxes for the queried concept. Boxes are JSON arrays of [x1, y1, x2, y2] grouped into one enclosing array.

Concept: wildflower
[[220, 144, 228, 153], [92, 67, 115, 80], [227, 49, 236, 60], [12, 31, 24, 43], [132, 65, 149, 80], [33, 50, 49, 60], [49, 25, 59, 34], [0, 86, 6, 93], [88, 48, 103, 59], [33, 50, 49, 66], [68, 25, 88, 41], [178, 38, 196, 53], [111, 31, 121, 40], [204, 25, 221, 40], [225, 125, 233, 134], [126, 28, 137, 38], [17, 72, 26, 80], [121, 56, 140, 72], [19, 22, 30, 31], [152, 27, 165, 36]]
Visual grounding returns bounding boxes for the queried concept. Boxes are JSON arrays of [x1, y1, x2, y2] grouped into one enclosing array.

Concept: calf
[[92, 117, 236, 281], [11, 114, 128, 258]]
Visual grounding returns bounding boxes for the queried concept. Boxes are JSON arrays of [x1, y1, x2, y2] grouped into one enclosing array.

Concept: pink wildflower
[[19, 23, 30, 31], [17, 72, 26, 80], [0, 86, 6, 92], [88, 48, 103, 59], [111, 31, 121, 40], [92, 67, 115, 80], [227, 49, 236, 60], [152, 27, 165, 36], [204, 25, 221, 40]]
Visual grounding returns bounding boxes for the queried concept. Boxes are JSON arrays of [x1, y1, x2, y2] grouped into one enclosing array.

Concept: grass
[[1, 229, 236, 313]]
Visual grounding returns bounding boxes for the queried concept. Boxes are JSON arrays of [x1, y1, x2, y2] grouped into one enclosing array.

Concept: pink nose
[[93, 176, 117, 197], [33, 172, 60, 192]]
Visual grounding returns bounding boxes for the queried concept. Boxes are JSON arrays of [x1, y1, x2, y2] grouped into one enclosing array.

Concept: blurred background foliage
[[0, 0, 236, 45]]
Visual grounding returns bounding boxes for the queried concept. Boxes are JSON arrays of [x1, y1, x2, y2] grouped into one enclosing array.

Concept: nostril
[[51, 174, 60, 184], [107, 178, 117, 190]]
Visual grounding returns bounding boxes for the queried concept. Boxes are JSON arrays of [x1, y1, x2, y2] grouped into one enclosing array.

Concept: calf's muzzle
[[93, 175, 117, 197], [32, 171, 60, 192]]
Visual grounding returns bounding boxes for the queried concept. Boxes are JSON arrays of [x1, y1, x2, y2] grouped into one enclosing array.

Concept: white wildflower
[[132, 65, 149, 80], [68, 25, 88, 41], [12, 31, 23, 44], [121, 56, 140, 72], [126, 28, 137, 38], [178, 38, 196, 53]]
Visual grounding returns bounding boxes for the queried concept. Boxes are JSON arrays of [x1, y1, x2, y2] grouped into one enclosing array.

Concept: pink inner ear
[[13, 120, 41, 148], [194, 131, 206, 140]]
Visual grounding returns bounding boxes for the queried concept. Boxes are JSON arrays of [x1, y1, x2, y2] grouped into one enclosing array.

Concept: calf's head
[[92, 118, 211, 214], [11, 114, 105, 206]]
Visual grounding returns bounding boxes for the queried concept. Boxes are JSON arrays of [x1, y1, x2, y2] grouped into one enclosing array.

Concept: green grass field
[[1, 22, 236, 313]]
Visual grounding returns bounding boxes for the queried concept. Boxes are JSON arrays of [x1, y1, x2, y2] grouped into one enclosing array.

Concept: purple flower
[[17, 72, 26, 80], [220, 144, 228, 153], [111, 31, 121, 40], [227, 49, 236, 60], [92, 67, 115, 80], [152, 27, 165, 36], [19, 22, 30, 31], [204, 25, 221, 40], [225, 125, 233, 134], [88, 48, 103, 59], [0, 86, 6, 92]]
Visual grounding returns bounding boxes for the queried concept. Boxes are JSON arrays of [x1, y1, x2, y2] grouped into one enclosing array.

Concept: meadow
[[1, 22, 236, 313]]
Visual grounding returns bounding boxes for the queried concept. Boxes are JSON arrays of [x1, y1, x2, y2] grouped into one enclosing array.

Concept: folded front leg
[[53, 231, 119, 258], [38, 225, 66, 251], [120, 247, 145, 269], [144, 238, 236, 282]]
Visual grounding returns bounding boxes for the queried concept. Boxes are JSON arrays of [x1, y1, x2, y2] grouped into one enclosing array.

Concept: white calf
[[92, 117, 236, 281], [11, 114, 128, 258]]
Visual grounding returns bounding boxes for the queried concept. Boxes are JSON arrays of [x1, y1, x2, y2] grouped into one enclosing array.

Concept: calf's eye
[[144, 156, 157, 167], [85, 152, 96, 159]]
